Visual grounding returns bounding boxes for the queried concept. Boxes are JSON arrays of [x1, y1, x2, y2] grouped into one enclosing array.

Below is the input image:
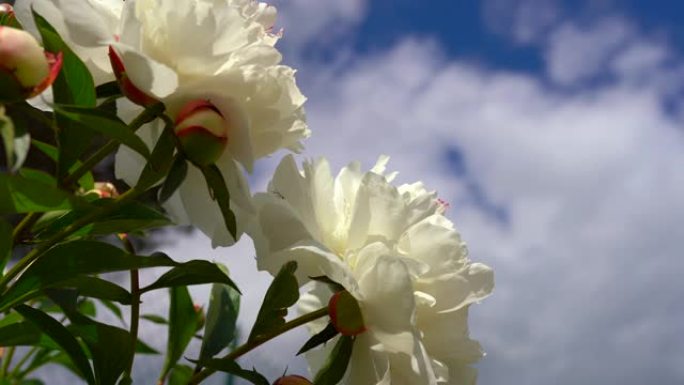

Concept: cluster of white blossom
[[4, 1, 494, 383]]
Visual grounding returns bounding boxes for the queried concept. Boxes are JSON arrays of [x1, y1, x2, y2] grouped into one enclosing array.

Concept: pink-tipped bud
[[328, 290, 366, 336], [86, 182, 120, 198], [0, 4, 14, 16], [174, 99, 229, 166], [273, 375, 313, 385], [108, 46, 158, 107], [0, 26, 62, 100]]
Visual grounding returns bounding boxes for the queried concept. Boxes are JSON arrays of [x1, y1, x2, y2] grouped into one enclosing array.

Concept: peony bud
[[174, 99, 229, 166], [0, 26, 62, 100], [328, 290, 366, 336], [273, 375, 313, 385], [108, 46, 158, 107]]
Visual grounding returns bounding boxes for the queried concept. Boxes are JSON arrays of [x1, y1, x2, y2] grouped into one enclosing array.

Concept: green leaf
[[0, 241, 175, 311], [16, 305, 96, 385], [0, 8, 21, 28], [297, 323, 339, 356], [198, 359, 269, 385], [313, 336, 354, 385], [141, 260, 240, 293], [0, 321, 58, 348], [31, 139, 94, 190], [54, 105, 150, 159], [34, 200, 171, 239], [32, 10, 97, 177], [136, 122, 176, 190], [55, 276, 133, 304], [18, 168, 56, 186], [159, 155, 188, 203], [69, 319, 134, 385], [248, 261, 299, 342], [95, 81, 121, 99], [160, 286, 200, 381], [32, 12, 95, 107], [0, 219, 11, 273], [98, 299, 125, 324], [0, 106, 30, 172], [199, 284, 240, 361], [136, 339, 159, 355], [0, 173, 89, 214], [168, 365, 194, 385], [141, 314, 167, 325], [199, 164, 237, 241]]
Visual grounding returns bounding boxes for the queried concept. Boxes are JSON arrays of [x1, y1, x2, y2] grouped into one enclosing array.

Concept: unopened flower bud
[[273, 375, 313, 385], [108, 46, 158, 107], [0, 4, 14, 16], [0, 26, 62, 100], [174, 99, 229, 166], [194, 304, 206, 331], [328, 290, 366, 336]]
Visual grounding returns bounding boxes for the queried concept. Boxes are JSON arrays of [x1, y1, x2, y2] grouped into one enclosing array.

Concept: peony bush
[[0, 1, 493, 384]]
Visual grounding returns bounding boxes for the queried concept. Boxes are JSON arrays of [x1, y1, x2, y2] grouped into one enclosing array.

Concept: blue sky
[[23, 0, 684, 384]]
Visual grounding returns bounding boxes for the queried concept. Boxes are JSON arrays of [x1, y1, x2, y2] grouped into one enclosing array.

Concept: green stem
[[0, 346, 16, 378], [121, 235, 140, 378], [11, 212, 40, 244], [62, 102, 165, 188], [0, 187, 141, 292], [188, 306, 329, 385], [9, 345, 39, 379]]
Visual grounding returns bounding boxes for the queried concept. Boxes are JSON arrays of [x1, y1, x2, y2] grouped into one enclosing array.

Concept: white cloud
[[31, 2, 684, 384], [292, 36, 684, 384]]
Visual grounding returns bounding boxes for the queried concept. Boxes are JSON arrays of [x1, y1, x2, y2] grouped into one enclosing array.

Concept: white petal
[[358, 256, 416, 355], [416, 263, 494, 314], [57, 0, 117, 46], [112, 43, 178, 99], [398, 214, 468, 277]]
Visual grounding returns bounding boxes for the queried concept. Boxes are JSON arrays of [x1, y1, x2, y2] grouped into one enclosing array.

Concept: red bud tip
[[108, 46, 158, 106]]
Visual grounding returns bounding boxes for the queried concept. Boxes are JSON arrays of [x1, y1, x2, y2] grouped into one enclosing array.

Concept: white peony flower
[[14, 0, 124, 85], [249, 155, 494, 385], [16, 0, 309, 246]]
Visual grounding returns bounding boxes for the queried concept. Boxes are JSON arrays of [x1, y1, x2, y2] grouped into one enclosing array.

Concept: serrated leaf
[[199, 284, 240, 361], [159, 155, 188, 203], [199, 164, 237, 241], [248, 261, 299, 341], [297, 323, 339, 356], [136, 122, 176, 190], [16, 305, 96, 385], [313, 336, 354, 385], [54, 105, 150, 160], [197, 359, 269, 385], [160, 286, 200, 382], [141, 260, 240, 293], [0, 173, 89, 214], [0, 241, 175, 311]]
